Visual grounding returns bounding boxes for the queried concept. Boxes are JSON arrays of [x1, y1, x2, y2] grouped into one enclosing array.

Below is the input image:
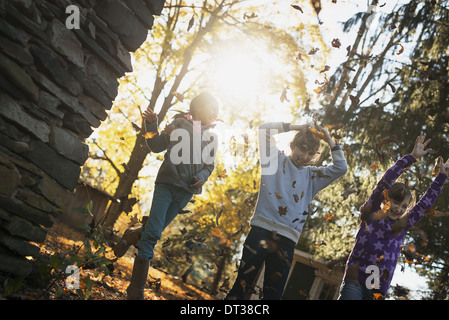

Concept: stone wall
[[0, 0, 165, 278]]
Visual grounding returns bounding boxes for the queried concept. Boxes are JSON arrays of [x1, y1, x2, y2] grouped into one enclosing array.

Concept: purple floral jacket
[[343, 154, 447, 296]]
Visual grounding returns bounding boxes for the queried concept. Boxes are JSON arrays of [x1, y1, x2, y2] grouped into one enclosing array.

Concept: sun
[[212, 45, 263, 97]]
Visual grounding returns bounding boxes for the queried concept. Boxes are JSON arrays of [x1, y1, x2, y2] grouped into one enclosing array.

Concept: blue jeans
[[338, 281, 374, 300], [225, 226, 295, 300], [136, 184, 192, 260]]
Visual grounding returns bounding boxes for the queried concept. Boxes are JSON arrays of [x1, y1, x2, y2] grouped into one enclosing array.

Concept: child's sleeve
[[258, 122, 289, 175], [311, 145, 348, 197], [194, 130, 218, 183], [144, 117, 171, 153], [406, 173, 447, 229], [360, 154, 416, 219]]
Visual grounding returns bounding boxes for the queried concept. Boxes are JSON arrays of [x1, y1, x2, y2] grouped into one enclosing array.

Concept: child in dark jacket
[[338, 134, 448, 300], [115, 92, 219, 299]]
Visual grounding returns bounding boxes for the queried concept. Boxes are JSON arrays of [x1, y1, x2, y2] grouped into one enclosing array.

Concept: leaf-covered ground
[[5, 223, 213, 300]]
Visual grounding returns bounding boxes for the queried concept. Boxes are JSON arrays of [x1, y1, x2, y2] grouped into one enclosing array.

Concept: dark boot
[[113, 226, 143, 258], [126, 255, 150, 300]]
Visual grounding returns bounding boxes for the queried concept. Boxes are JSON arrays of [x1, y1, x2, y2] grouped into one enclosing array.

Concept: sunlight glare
[[212, 45, 264, 98]]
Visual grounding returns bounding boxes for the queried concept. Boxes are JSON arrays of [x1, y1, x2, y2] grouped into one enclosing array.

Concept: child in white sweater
[[226, 122, 347, 299]]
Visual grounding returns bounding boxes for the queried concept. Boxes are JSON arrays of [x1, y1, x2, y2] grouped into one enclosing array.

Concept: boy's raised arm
[[142, 107, 171, 153]]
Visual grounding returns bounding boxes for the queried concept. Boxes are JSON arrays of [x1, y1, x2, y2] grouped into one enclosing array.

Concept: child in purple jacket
[[338, 134, 448, 300]]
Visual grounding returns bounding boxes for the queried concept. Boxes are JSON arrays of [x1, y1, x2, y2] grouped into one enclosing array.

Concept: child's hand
[[438, 156, 449, 176], [189, 176, 204, 189], [411, 133, 433, 160], [314, 124, 336, 149], [143, 106, 157, 124], [162, 123, 175, 135]]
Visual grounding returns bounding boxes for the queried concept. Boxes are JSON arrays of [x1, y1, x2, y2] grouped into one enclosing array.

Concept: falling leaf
[[275, 192, 284, 200], [396, 44, 404, 55], [432, 156, 442, 176], [320, 65, 330, 73], [324, 212, 335, 221], [244, 244, 257, 256], [370, 162, 379, 172], [280, 87, 290, 103], [309, 127, 326, 141], [331, 38, 341, 48], [217, 169, 228, 179], [293, 194, 299, 203], [131, 122, 141, 132], [311, 169, 331, 179], [144, 132, 158, 139], [386, 80, 396, 93], [215, 209, 223, 226], [162, 238, 172, 248], [343, 143, 352, 156], [310, 0, 322, 16], [342, 187, 357, 200], [373, 293, 383, 300], [291, 4, 303, 13], [308, 47, 320, 55], [278, 206, 288, 216], [292, 181, 296, 188], [187, 14, 195, 32], [243, 265, 256, 274], [349, 95, 359, 107], [172, 91, 184, 102], [243, 12, 258, 19], [301, 191, 304, 199]]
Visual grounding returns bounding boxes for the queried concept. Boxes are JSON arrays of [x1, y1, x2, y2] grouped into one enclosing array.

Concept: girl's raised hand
[[143, 106, 157, 124], [438, 156, 449, 176], [411, 133, 433, 160]]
